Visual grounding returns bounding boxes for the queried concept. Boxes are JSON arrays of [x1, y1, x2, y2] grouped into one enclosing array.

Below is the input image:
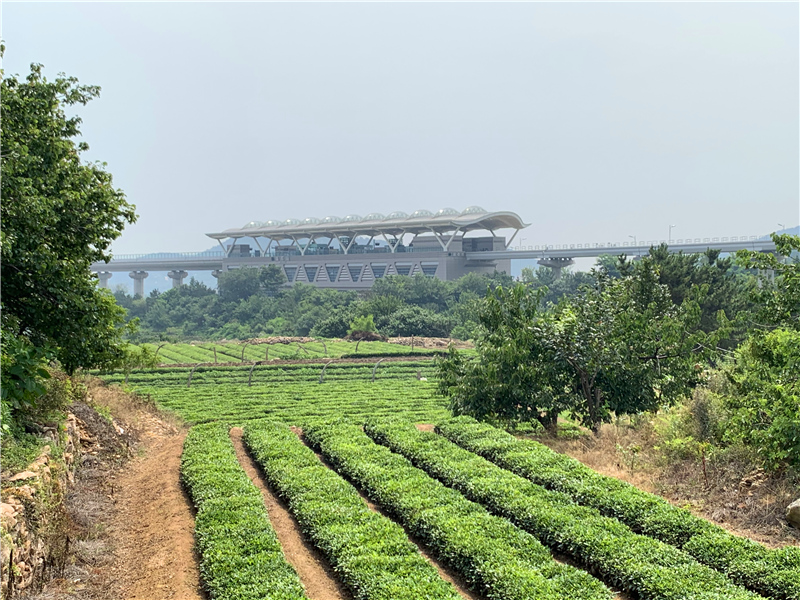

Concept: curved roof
[[209, 208, 528, 241]]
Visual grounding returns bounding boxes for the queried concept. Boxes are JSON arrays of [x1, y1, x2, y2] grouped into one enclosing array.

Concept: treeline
[[115, 244, 756, 344], [115, 269, 516, 341], [438, 234, 800, 471]]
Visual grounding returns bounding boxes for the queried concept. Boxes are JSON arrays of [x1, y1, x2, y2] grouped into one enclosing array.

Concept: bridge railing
[[508, 236, 761, 252]]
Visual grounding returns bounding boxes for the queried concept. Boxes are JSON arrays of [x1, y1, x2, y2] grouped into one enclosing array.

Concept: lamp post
[[669, 224, 676, 243], [778, 223, 785, 232], [628, 235, 637, 247]]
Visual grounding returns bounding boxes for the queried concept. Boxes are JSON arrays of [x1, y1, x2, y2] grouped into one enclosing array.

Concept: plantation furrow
[[364, 418, 766, 600], [229, 427, 350, 600], [435, 416, 800, 600], [300, 431, 487, 600], [180, 422, 308, 600], [303, 419, 613, 600], [242, 420, 465, 600]]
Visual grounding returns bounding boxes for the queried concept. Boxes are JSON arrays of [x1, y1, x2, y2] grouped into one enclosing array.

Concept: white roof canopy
[[206, 207, 528, 242]]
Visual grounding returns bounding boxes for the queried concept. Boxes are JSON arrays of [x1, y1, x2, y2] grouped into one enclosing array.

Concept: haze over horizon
[[3, 2, 798, 259]]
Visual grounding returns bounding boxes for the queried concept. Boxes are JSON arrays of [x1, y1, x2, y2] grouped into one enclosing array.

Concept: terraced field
[[105, 361, 448, 424], [177, 417, 799, 600], [105, 363, 797, 600], [141, 340, 444, 364]]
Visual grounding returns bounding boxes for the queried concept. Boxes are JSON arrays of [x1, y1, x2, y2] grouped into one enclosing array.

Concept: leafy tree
[[721, 328, 800, 469], [347, 314, 378, 339], [437, 285, 569, 430], [377, 306, 453, 338], [218, 268, 261, 302], [259, 264, 287, 295], [737, 234, 800, 330], [1, 62, 137, 373]]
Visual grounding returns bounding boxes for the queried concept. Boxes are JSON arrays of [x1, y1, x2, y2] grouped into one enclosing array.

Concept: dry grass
[[537, 418, 800, 548]]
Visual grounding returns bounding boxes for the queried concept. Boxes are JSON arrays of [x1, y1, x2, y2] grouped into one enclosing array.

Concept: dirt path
[[34, 395, 204, 600], [229, 428, 349, 600], [109, 424, 202, 600]]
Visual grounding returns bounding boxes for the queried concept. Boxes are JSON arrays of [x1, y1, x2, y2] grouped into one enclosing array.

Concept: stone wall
[[1, 414, 79, 598]]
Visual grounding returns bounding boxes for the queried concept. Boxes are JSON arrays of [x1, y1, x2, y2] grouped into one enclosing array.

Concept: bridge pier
[[537, 257, 575, 279], [129, 271, 149, 297], [168, 270, 189, 288], [97, 271, 113, 289]]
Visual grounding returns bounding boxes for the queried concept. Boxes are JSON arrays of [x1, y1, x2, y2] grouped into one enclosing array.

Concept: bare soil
[[27, 380, 203, 600]]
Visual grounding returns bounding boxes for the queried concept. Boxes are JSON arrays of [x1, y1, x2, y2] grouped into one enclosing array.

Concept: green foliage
[[347, 314, 377, 336], [722, 328, 800, 470], [365, 418, 764, 600], [1, 330, 53, 431], [376, 305, 453, 338], [737, 234, 800, 330], [304, 419, 611, 600], [180, 423, 307, 599], [436, 285, 567, 429], [243, 421, 462, 600], [1, 63, 137, 373], [439, 273, 717, 432], [217, 267, 262, 302], [436, 416, 800, 600], [101, 361, 446, 425]]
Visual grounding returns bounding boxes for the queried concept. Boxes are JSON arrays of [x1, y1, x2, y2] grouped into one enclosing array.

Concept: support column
[[168, 270, 189, 288], [97, 271, 113, 288], [129, 271, 149, 297], [537, 257, 575, 279]]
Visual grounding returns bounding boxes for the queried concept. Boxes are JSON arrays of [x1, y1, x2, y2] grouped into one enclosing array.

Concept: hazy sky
[[3, 2, 798, 256]]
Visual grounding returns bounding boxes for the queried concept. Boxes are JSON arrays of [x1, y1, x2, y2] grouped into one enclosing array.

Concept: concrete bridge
[[92, 235, 778, 295]]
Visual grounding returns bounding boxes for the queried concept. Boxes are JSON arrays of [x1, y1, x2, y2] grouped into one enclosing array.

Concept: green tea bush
[[303, 419, 611, 600], [367, 418, 766, 600], [243, 420, 462, 600]]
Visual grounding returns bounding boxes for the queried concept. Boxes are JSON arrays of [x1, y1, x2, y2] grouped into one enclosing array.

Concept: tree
[[218, 268, 261, 302], [259, 264, 287, 295], [438, 270, 718, 433], [736, 234, 800, 330], [1, 62, 137, 373], [437, 285, 569, 430]]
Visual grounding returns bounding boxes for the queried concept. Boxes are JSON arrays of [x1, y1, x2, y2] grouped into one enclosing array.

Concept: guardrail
[[508, 236, 762, 252]]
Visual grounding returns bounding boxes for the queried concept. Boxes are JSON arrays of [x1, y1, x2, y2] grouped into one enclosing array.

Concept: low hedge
[[303, 418, 611, 600], [436, 416, 800, 600], [180, 422, 308, 600], [365, 417, 766, 600], [242, 420, 462, 600]]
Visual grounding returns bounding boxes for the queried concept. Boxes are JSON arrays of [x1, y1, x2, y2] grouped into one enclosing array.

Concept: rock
[[787, 498, 800, 528], [7, 471, 37, 483]]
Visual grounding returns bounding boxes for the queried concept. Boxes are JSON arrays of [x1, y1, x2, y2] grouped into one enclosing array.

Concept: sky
[[3, 1, 799, 263]]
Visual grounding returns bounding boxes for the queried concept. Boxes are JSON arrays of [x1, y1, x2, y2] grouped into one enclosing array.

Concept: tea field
[[104, 360, 449, 425], [105, 360, 798, 600], [177, 416, 799, 600]]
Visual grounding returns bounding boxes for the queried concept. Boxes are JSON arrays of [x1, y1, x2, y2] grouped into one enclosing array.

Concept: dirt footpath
[[109, 424, 202, 600], [32, 388, 203, 600]]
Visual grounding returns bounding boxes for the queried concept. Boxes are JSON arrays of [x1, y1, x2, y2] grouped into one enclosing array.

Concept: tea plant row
[[303, 419, 612, 600], [242, 420, 463, 600], [436, 416, 800, 600], [180, 422, 307, 600], [129, 379, 448, 425], [364, 418, 765, 600]]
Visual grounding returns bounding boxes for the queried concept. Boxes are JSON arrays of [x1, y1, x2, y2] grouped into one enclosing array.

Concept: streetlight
[[778, 223, 785, 232], [628, 235, 637, 247], [669, 224, 676, 243], [518, 237, 527, 250]]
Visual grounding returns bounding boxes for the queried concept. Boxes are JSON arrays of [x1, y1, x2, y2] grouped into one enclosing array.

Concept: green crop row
[[303, 419, 612, 600], [142, 341, 449, 364], [436, 416, 800, 600], [116, 378, 448, 426], [180, 422, 307, 600], [365, 418, 765, 600], [242, 420, 462, 600]]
